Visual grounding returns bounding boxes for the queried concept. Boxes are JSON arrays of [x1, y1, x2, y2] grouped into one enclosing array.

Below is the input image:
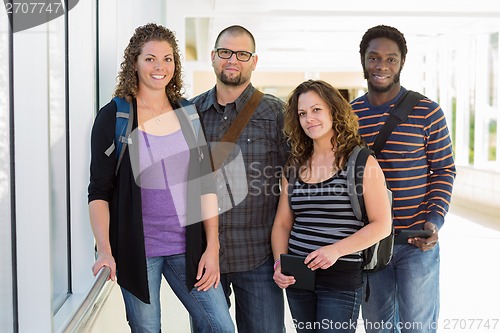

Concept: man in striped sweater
[[351, 25, 456, 333]]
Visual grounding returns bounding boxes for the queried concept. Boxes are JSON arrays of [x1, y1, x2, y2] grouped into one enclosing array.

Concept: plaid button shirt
[[191, 84, 288, 273]]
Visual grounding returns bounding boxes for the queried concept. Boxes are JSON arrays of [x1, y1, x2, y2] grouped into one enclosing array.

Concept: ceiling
[[183, 0, 500, 72]]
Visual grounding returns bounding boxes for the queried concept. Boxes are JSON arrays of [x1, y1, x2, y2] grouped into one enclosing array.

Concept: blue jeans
[[220, 257, 285, 333], [286, 285, 362, 333], [120, 254, 234, 333], [362, 244, 440, 333]]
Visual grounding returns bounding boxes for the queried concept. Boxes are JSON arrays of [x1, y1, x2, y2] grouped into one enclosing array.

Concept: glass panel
[[469, 96, 476, 165], [48, 15, 69, 313], [489, 120, 497, 161], [488, 33, 498, 162], [0, 8, 14, 333]]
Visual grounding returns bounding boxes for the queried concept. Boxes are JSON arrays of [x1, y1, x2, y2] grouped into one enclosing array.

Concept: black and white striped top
[[289, 169, 364, 265]]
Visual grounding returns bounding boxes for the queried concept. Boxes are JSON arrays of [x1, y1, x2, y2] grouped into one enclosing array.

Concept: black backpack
[[353, 90, 425, 273], [346, 145, 394, 273]]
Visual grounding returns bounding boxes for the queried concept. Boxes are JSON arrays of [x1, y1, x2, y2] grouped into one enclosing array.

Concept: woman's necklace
[[138, 96, 167, 124]]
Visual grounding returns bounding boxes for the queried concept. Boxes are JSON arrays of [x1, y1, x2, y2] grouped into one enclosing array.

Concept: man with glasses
[[191, 25, 287, 332], [214, 48, 256, 62]]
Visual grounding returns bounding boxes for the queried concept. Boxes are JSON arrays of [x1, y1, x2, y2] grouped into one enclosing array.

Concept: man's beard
[[364, 68, 401, 93], [217, 71, 248, 87]]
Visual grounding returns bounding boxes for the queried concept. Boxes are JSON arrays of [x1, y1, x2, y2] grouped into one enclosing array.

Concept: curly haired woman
[[88, 23, 234, 332], [271, 80, 391, 333]]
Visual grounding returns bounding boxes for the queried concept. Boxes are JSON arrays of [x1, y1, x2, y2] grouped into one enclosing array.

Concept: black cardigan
[[88, 98, 214, 303]]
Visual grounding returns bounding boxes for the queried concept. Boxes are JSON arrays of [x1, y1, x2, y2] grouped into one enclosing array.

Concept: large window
[[0, 8, 14, 333], [422, 23, 500, 169], [48, 14, 70, 313]]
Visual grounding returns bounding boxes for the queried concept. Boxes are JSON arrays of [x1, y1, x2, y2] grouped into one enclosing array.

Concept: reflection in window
[[48, 16, 70, 313]]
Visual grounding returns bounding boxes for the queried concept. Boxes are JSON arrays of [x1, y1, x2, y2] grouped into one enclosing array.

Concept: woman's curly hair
[[284, 80, 363, 172], [114, 23, 184, 103]]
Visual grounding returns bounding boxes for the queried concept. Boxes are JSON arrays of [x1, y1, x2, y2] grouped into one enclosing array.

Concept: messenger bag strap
[[371, 90, 424, 155], [211, 89, 264, 170]]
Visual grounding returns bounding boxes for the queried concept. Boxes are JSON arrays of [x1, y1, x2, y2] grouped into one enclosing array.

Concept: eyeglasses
[[214, 48, 255, 62]]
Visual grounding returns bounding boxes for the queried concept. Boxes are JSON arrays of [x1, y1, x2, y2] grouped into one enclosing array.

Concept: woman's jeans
[[286, 284, 362, 333], [361, 244, 440, 333], [120, 254, 234, 333]]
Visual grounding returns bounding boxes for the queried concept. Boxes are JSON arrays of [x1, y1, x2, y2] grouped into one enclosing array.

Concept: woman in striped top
[[271, 80, 392, 332]]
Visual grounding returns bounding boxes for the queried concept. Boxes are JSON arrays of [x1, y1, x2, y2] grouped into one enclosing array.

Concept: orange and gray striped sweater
[[351, 88, 456, 231]]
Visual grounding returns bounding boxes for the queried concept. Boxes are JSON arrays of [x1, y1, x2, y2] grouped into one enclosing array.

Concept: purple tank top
[[137, 128, 189, 258]]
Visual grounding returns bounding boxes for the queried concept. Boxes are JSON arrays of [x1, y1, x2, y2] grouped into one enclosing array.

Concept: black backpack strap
[[371, 90, 424, 155], [286, 165, 298, 210], [346, 145, 372, 223]]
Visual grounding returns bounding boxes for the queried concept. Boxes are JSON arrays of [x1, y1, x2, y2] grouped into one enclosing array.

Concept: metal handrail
[[61, 266, 113, 333]]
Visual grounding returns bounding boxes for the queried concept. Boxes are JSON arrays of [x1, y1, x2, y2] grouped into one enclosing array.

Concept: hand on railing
[[61, 265, 114, 333], [92, 252, 116, 281], [95, 265, 112, 284]]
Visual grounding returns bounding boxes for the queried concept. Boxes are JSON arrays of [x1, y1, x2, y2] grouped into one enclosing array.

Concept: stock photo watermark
[[3, 0, 79, 33], [124, 103, 379, 227], [291, 318, 500, 331]]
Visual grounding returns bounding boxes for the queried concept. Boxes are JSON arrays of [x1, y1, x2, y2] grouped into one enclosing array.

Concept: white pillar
[[14, 23, 53, 333]]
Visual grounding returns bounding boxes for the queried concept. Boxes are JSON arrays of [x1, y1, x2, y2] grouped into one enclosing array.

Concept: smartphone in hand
[[394, 229, 433, 245]]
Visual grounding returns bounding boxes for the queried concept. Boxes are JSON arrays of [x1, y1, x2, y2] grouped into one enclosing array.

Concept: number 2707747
[[441, 318, 499, 331], [5, 2, 64, 15]]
